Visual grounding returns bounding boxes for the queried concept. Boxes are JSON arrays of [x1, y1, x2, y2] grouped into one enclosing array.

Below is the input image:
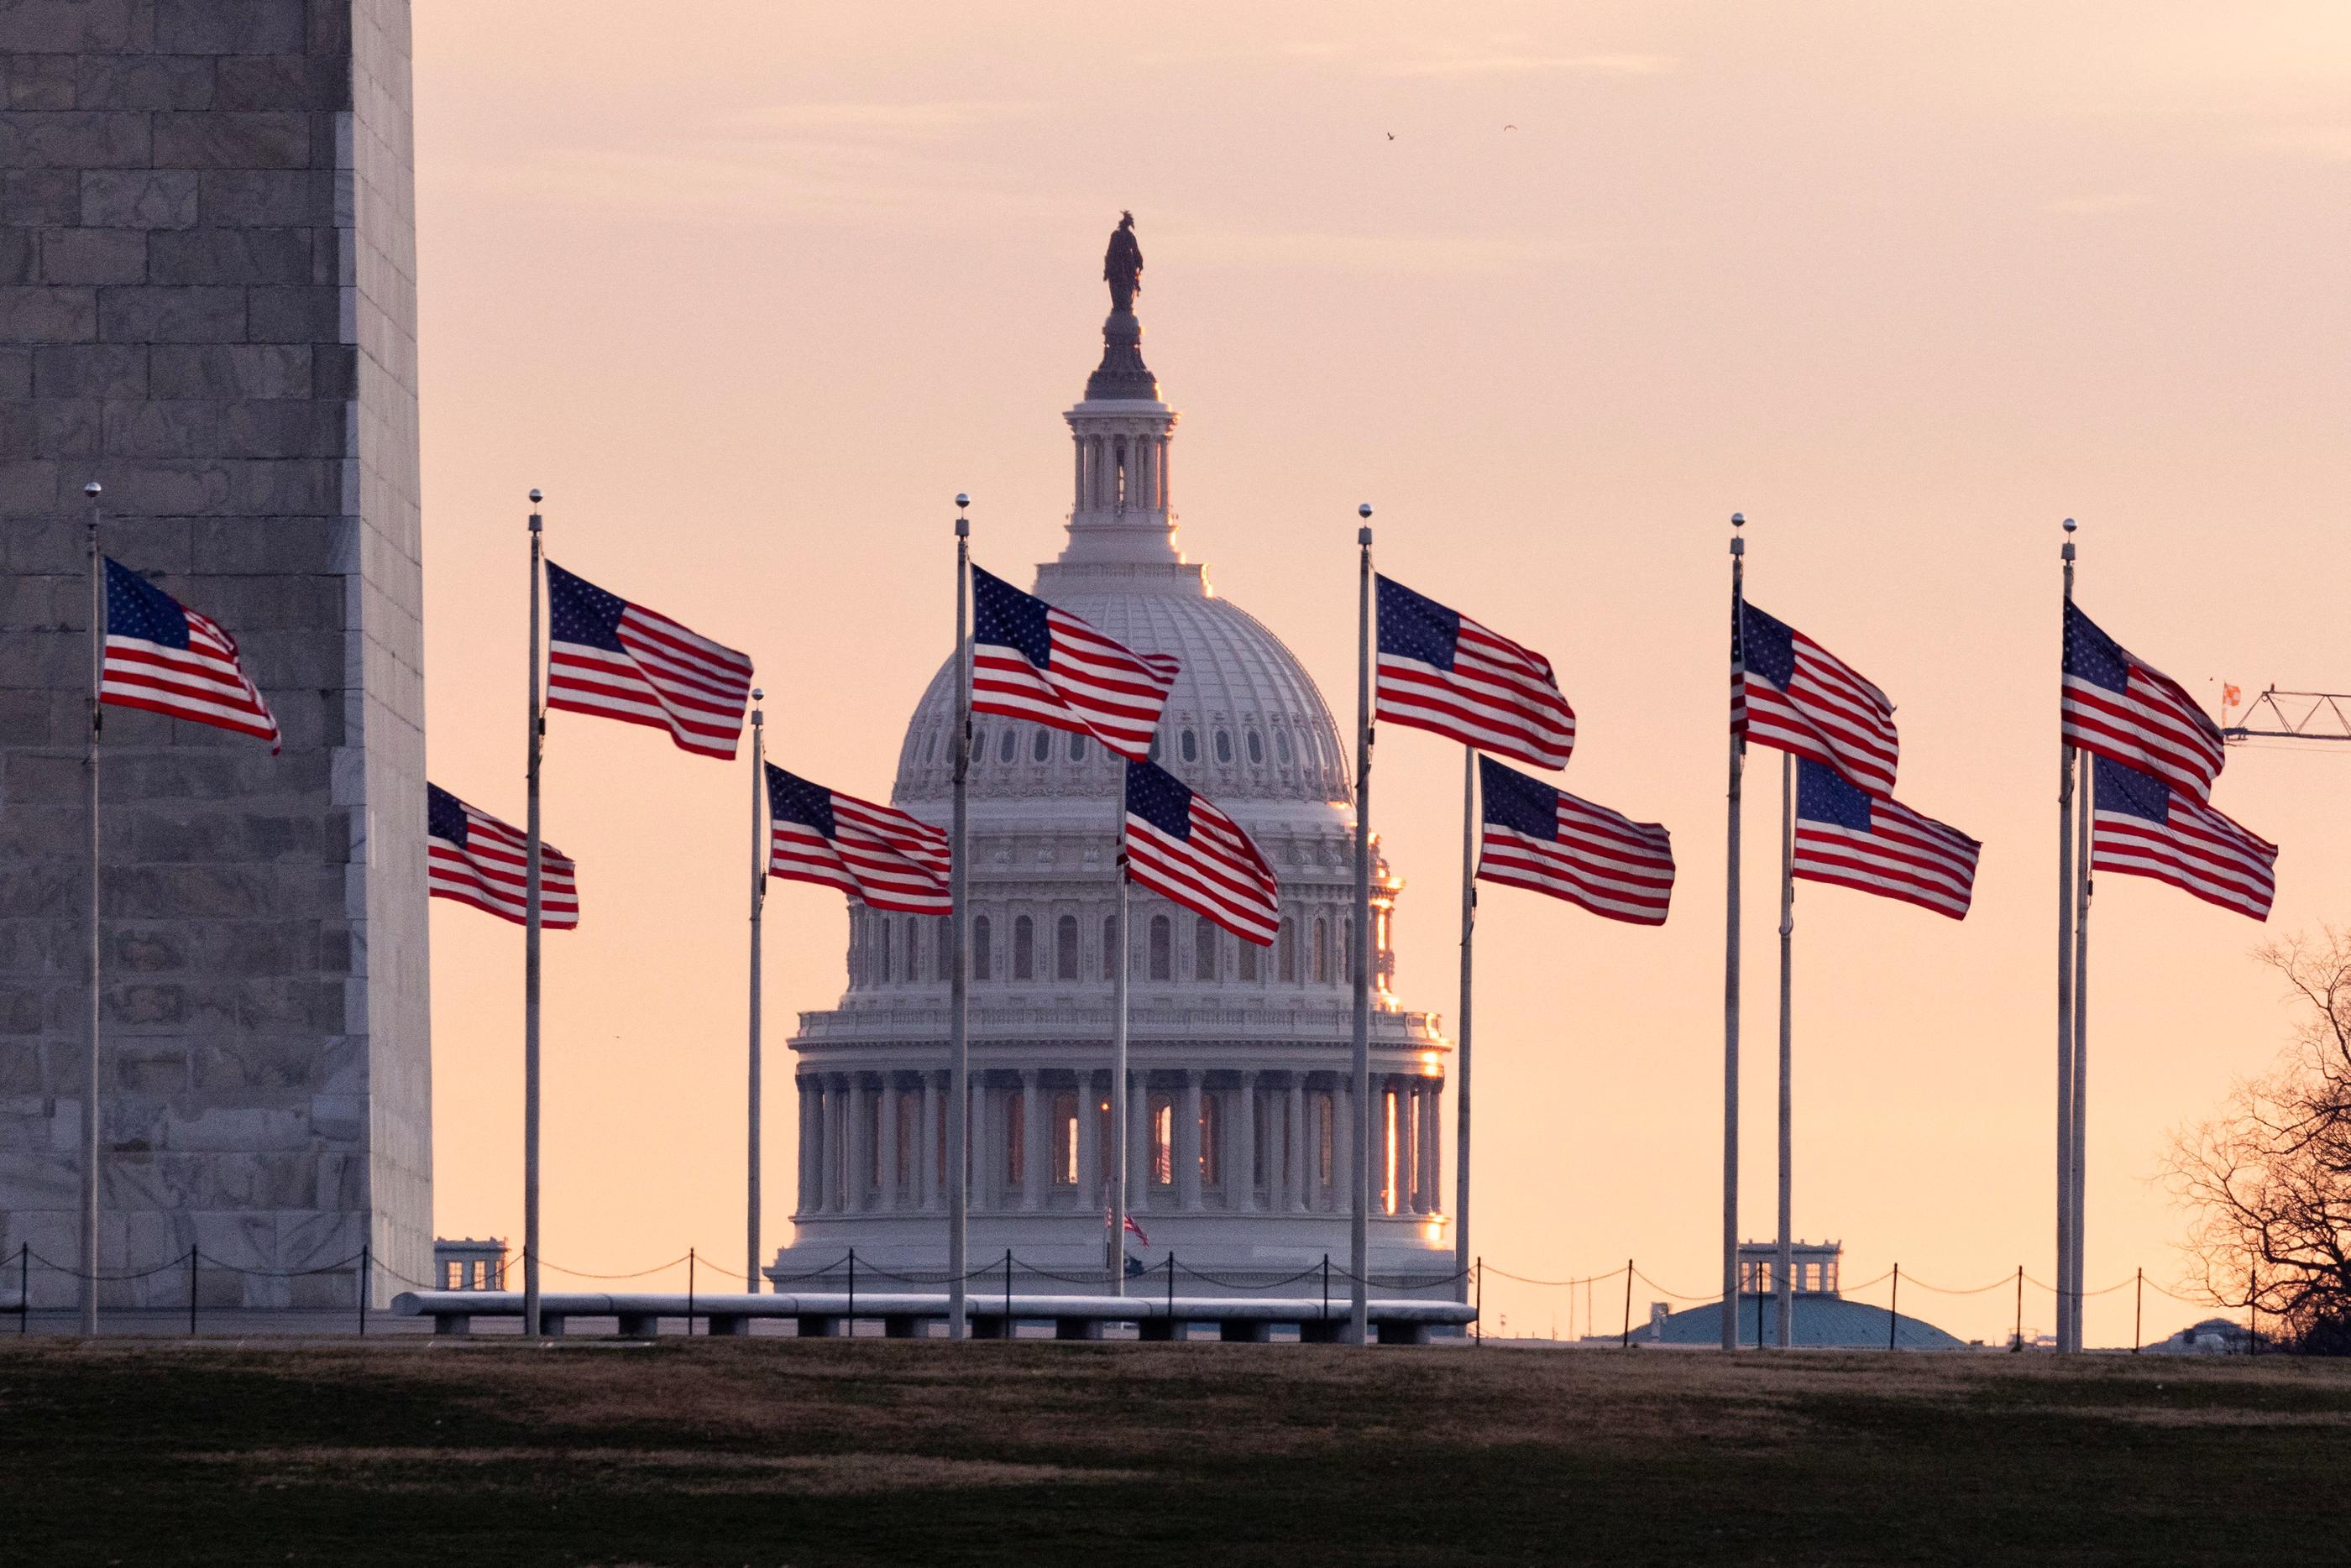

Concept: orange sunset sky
[[410, 3, 2349, 1345]]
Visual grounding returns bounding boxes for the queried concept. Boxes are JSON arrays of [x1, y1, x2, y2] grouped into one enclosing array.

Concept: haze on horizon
[[411, 2, 2351, 1345]]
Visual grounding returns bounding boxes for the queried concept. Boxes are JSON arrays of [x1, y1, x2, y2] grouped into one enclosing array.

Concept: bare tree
[[2162, 928, 2351, 1352]]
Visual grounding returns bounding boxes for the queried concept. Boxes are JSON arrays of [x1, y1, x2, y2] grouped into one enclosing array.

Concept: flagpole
[[1775, 749, 1794, 1349], [746, 690, 766, 1291], [2055, 517, 2077, 1355], [948, 496, 971, 1339], [81, 481, 103, 1338], [1349, 504, 1374, 1346], [524, 489, 545, 1338], [1453, 745, 1475, 1301], [2071, 742, 2092, 1351], [1723, 512, 1746, 1351], [1110, 803, 1130, 1298]]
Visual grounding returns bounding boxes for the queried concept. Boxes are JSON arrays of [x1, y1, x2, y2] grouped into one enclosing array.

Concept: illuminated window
[[1005, 1090, 1024, 1187], [1194, 915, 1218, 981], [1199, 1093, 1221, 1185], [1383, 1087, 1399, 1215], [1149, 915, 1171, 981], [971, 916, 992, 980], [1013, 915, 1034, 980], [1150, 1095, 1175, 1185], [1055, 914, 1078, 981], [1317, 1094, 1334, 1185], [1054, 1091, 1079, 1184]]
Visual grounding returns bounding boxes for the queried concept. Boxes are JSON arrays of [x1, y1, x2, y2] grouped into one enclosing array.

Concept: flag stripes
[[1374, 575, 1575, 769], [2062, 601, 2225, 802], [1124, 760, 1280, 945], [1790, 760, 1979, 920], [2089, 755, 2275, 921], [1474, 755, 1674, 926], [766, 764, 951, 915], [971, 566, 1179, 761], [545, 561, 753, 760], [427, 784, 579, 928], [99, 559, 280, 752], [1736, 601, 1898, 796]]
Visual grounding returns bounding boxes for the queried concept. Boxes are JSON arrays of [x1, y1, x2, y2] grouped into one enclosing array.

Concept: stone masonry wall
[[0, 0, 428, 1309]]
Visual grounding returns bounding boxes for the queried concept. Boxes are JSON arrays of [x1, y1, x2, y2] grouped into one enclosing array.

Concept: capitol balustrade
[[794, 1000, 1436, 1043]]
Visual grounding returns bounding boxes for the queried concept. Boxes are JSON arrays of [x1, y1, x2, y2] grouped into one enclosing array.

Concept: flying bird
[[1385, 131, 1395, 139], [1504, 123, 1519, 131]]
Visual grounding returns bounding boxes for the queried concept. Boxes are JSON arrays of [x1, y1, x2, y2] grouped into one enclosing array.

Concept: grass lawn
[[1, 1339, 2344, 1565]]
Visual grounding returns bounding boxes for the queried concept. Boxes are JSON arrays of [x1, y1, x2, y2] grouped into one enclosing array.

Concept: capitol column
[[1178, 1072, 1205, 1211], [846, 1075, 871, 1214], [796, 1076, 817, 1215], [818, 1074, 841, 1214], [1420, 1078, 1442, 1217], [1020, 1070, 1045, 1210], [1128, 1071, 1152, 1212], [877, 1076, 900, 1212], [920, 1072, 943, 1211], [1235, 1072, 1259, 1213], [1332, 1076, 1354, 1220], [1076, 1071, 1101, 1211], [1287, 1074, 1310, 1214]]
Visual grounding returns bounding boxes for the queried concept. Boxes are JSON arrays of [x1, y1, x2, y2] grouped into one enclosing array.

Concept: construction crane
[[2218, 687, 2351, 746]]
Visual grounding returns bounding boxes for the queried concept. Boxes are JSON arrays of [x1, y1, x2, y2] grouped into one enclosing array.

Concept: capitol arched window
[[1180, 729, 1199, 763], [1194, 914, 1218, 982], [903, 917, 921, 981], [971, 916, 992, 981], [936, 922, 954, 982], [1317, 1094, 1334, 1185], [1312, 917, 1329, 984], [1067, 731, 1086, 761], [1013, 915, 1035, 980], [1214, 729, 1233, 764], [878, 919, 892, 982], [1238, 935, 1259, 983], [1102, 914, 1118, 980], [1275, 729, 1293, 765], [1148, 731, 1162, 763], [1198, 1094, 1221, 1186], [1055, 915, 1079, 981], [1053, 1092, 1079, 1185], [997, 727, 1018, 764], [1246, 729, 1264, 765], [1149, 1094, 1175, 1185], [1278, 916, 1297, 982], [1004, 1090, 1024, 1188], [1149, 915, 1172, 981]]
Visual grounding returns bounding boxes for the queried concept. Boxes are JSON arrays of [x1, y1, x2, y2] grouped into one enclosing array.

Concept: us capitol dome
[[769, 227, 1452, 1294]]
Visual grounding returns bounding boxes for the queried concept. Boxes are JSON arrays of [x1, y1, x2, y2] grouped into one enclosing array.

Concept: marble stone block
[[0, 2, 428, 1309]]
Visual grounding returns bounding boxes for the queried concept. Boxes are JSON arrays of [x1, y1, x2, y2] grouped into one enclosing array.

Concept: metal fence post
[[1165, 1252, 1174, 1325], [1474, 1257, 1482, 1347], [1621, 1259, 1632, 1350], [186, 1247, 198, 1337], [1322, 1254, 1329, 1324], [2134, 1267, 2142, 1353], [17, 1244, 25, 1336], [1005, 1247, 1013, 1329], [688, 1247, 697, 1337], [1888, 1263, 1900, 1351], [359, 1242, 369, 1338], [847, 1247, 856, 1327], [2013, 1265, 2024, 1351]]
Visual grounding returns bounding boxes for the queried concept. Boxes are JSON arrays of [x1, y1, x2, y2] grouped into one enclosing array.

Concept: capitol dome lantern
[[771, 218, 1452, 1296]]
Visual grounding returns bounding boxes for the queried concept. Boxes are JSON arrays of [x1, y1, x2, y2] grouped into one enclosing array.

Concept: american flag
[[1735, 601, 1898, 797], [1123, 760, 1280, 945], [427, 784, 579, 929], [766, 763, 950, 915], [1791, 759, 1979, 920], [545, 562, 753, 760], [971, 566, 1180, 762], [1474, 755, 1674, 926], [1374, 575, 1575, 769], [2063, 601, 2225, 802], [1106, 1210, 1149, 1246], [2090, 755, 2275, 922], [100, 559, 280, 752]]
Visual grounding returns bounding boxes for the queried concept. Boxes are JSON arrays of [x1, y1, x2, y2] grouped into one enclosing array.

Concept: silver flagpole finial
[[528, 488, 542, 504], [84, 481, 102, 499], [956, 493, 970, 537], [1358, 502, 1372, 545], [2061, 516, 2076, 532], [1731, 512, 1745, 556]]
